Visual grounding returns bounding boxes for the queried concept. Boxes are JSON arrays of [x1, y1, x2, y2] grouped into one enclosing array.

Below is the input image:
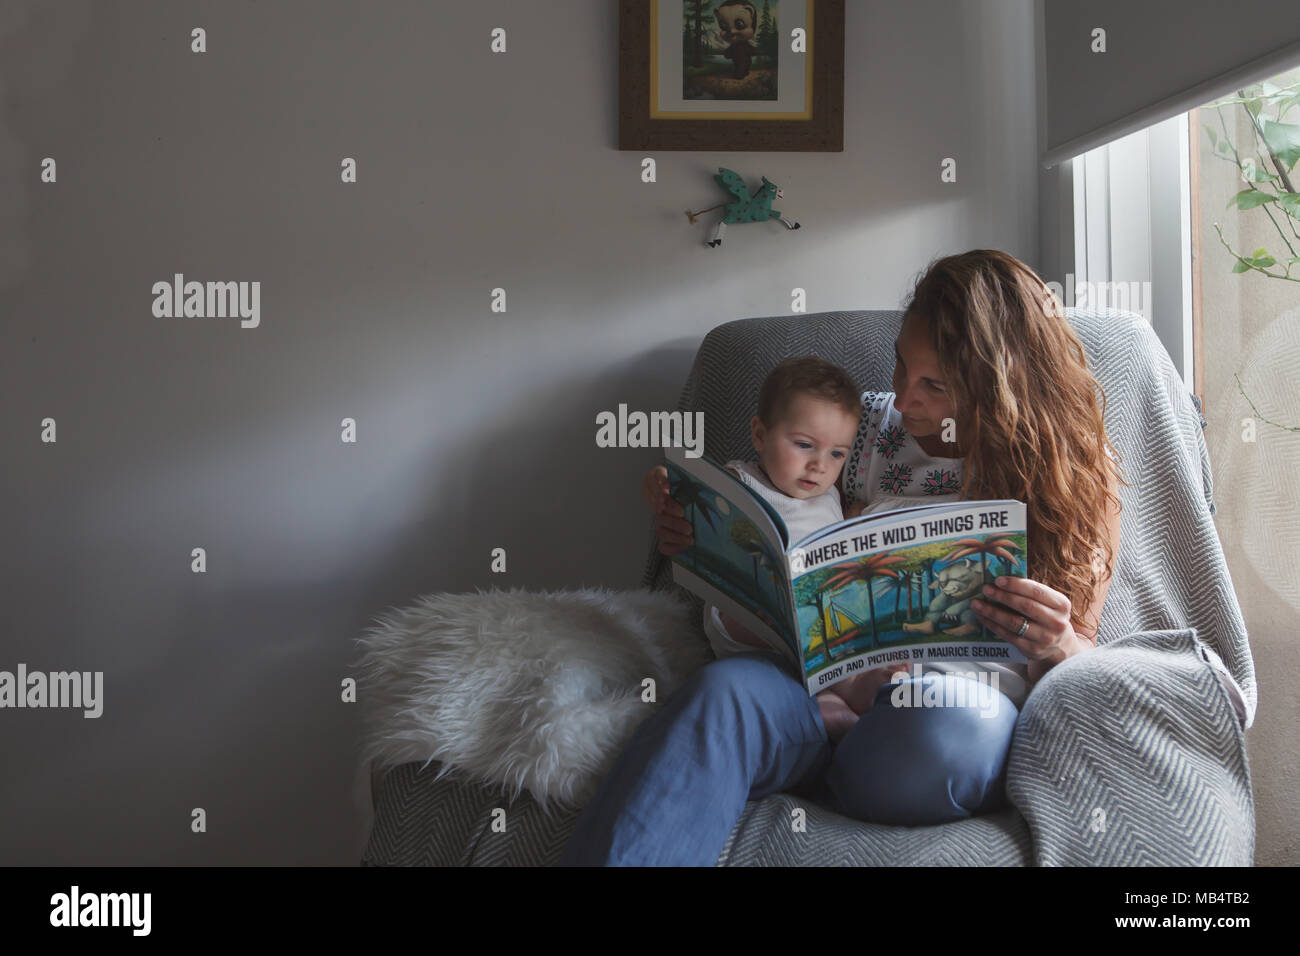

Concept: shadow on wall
[[349, 338, 702, 627]]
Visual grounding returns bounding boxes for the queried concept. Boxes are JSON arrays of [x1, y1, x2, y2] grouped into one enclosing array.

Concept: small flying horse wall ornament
[[685, 167, 801, 247]]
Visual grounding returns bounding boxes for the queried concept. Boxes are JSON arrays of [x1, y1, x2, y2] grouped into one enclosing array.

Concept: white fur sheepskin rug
[[354, 586, 714, 811]]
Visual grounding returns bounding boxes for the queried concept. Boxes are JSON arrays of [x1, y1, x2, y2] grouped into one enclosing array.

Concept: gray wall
[[0, 0, 1039, 863]]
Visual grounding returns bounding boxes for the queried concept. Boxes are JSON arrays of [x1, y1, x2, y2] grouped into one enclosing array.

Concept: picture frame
[[619, 0, 845, 151]]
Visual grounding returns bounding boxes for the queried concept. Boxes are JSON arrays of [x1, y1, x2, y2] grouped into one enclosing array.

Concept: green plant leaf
[[1241, 161, 1277, 182], [1231, 189, 1276, 210], [1206, 126, 1218, 146], [1280, 193, 1300, 216], [1247, 98, 1263, 116], [1259, 116, 1300, 170], [1254, 256, 1277, 268], [1232, 259, 1251, 273]]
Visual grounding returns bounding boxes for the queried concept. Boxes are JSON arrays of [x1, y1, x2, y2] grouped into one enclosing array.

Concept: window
[[1068, 66, 1300, 409], [1069, 115, 1193, 390]]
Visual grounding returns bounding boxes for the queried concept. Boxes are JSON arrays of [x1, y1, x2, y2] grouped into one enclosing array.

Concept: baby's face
[[751, 394, 859, 500]]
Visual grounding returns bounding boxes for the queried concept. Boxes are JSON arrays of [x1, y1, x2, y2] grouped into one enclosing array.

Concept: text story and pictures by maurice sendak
[[663, 446, 1029, 696]]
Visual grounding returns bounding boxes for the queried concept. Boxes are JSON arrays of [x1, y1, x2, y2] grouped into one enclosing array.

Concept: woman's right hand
[[642, 465, 694, 556]]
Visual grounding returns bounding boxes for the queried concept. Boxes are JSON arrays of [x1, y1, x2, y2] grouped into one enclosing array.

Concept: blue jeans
[[558, 652, 1020, 866]]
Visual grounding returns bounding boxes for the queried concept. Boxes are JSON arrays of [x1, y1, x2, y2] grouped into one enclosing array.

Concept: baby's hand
[[835, 664, 912, 714]]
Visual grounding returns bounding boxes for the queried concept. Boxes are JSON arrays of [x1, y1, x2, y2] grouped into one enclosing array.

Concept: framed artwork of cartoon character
[[619, 0, 844, 151]]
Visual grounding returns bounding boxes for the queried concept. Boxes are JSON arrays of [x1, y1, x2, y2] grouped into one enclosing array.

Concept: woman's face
[[891, 314, 958, 442]]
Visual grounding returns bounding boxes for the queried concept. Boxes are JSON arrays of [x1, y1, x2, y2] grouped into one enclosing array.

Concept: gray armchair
[[362, 308, 1256, 866]]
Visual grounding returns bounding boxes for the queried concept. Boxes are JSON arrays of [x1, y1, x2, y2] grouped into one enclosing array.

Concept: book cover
[[663, 445, 1030, 695]]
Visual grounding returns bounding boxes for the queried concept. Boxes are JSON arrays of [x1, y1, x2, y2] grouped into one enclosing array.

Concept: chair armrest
[[1005, 628, 1254, 865]]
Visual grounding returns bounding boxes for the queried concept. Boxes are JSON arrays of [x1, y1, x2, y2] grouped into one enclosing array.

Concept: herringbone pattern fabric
[[713, 799, 1034, 865], [365, 308, 1256, 866], [1006, 628, 1254, 865], [363, 762, 580, 866]]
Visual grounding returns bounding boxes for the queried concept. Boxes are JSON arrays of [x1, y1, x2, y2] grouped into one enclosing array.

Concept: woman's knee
[[826, 676, 1019, 825], [675, 653, 820, 735], [683, 653, 791, 702]]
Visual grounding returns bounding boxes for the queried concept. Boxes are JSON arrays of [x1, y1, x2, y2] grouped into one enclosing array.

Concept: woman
[[559, 249, 1127, 866]]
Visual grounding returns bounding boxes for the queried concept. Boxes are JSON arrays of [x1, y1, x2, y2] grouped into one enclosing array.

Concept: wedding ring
[[1016, 617, 1030, 637]]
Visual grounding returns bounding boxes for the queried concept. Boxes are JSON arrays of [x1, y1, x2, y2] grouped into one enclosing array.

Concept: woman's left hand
[[971, 576, 1085, 669]]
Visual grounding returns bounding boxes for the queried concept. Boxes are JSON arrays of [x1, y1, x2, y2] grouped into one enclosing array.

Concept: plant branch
[[1235, 372, 1300, 433], [1214, 222, 1300, 281], [1205, 146, 1300, 244], [1259, 198, 1300, 254], [1213, 102, 1300, 254], [1238, 88, 1296, 193], [1234, 88, 1300, 249]]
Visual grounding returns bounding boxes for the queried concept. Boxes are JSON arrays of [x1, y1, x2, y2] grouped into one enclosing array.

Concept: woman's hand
[[642, 465, 694, 556], [844, 499, 866, 519], [971, 576, 1093, 677]]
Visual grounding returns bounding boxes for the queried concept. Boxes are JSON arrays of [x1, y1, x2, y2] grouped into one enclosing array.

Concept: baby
[[691, 356, 908, 741]]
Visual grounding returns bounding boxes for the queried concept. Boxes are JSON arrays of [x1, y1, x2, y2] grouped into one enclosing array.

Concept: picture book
[[663, 445, 1031, 696]]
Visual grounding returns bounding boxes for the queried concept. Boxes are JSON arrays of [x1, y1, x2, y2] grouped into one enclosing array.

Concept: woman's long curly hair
[[902, 249, 1129, 637]]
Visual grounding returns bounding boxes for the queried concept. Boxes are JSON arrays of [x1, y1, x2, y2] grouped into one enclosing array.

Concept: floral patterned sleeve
[[843, 391, 889, 508]]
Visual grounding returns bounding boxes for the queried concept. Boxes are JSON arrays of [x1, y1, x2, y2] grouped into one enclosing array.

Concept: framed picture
[[619, 0, 844, 151]]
